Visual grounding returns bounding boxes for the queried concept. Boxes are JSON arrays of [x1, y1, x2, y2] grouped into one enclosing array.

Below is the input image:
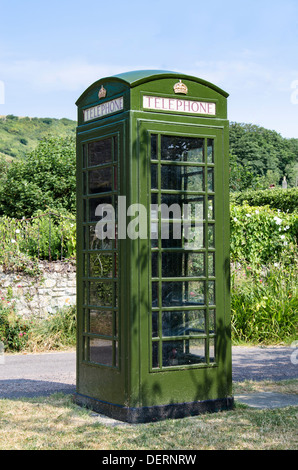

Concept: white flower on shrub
[[274, 216, 282, 225], [280, 235, 285, 239], [15, 229, 20, 234], [233, 217, 238, 222], [246, 213, 252, 218], [11, 239, 16, 244]]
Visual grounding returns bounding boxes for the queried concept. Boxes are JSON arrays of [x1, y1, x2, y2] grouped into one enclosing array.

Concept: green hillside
[[0, 115, 76, 160], [0, 115, 297, 191]]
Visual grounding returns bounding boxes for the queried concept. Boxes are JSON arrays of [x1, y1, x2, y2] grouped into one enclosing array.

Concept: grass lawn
[[0, 380, 297, 450]]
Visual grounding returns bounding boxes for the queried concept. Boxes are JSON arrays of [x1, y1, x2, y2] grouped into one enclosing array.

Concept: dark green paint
[[75, 71, 232, 422]]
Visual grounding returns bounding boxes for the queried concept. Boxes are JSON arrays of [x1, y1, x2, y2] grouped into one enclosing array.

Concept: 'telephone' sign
[[143, 95, 216, 116], [83, 96, 124, 122]]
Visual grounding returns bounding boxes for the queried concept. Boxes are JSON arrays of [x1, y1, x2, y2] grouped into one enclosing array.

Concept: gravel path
[[0, 346, 297, 398]]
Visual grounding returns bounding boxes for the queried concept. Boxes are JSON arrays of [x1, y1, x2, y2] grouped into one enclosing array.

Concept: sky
[[0, 0, 297, 138]]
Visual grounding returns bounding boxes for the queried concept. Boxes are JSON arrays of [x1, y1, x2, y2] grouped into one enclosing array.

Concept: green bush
[[230, 188, 298, 213], [0, 296, 30, 351], [230, 203, 297, 265], [0, 210, 76, 271], [0, 136, 76, 218], [26, 306, 76, 352], [231, 260, 298, 344], [0, 303, 76, 353]]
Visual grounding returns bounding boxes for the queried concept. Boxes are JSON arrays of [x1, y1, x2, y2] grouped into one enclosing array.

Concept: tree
[[229, 122, 297, 191], [0, 137, 76, 218]]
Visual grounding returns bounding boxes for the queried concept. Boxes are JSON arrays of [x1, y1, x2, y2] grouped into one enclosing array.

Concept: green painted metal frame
[[75, 71, 232, 422]]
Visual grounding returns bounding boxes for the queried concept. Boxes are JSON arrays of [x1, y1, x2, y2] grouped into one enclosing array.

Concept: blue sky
[[0, 0, 297, 138]]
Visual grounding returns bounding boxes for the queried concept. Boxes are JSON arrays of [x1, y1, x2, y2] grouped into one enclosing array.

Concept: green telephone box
[[75, 70, 233, 422]]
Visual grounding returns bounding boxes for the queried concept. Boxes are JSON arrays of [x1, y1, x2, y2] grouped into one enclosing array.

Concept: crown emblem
[[173, 80, 188, 95], [98, 85, 107, 99]]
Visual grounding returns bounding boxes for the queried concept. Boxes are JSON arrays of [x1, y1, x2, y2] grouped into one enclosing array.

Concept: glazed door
[[138, 120, 231, 407]]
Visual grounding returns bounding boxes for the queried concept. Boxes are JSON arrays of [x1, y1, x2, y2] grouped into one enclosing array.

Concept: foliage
[[229, 122, 298, 191], [230, 203, 297, 265], [230, 188, 298, 213], [0, 137, 76, 218], [0, 303, 76, 353], [0, 115, 76, 160], [230, 202, 298, 345], [0, 295, 30, 351], [26, 306, 76, 352], [25, 210, 76, 260], [0, 210, 76, 274], [231, 260, 297, 344]]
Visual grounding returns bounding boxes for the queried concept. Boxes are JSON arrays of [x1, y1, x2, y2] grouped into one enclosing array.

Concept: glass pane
[[152, 312, 158, 338], [209, 309, 215, 333], [151, 164, 158, 189], [88, 139, 112, 167], [209, 338, 215, 363], [208, 281, 215, 305], [208, 224, 215, 248], [188, 339, 206, 362], [113, 136, 118, 162], [207, 139, 214, 163], [152, 342, 159, 368], [83, 281, 87, 306], [89, 338, 113, 365], [88, 167, 112, 194], [89, 225, 113, 250], [160, 165, 204, 191], [162, 338, 206, 366], [184, 223, 205, 249], [89, 310, 113, 336], [89, 196, 113, 222], [161, 252, 205, 278], [184, 253, 205, 277], [161, 281, 205, 307], [83, 253, 87, 277], [152, 281, 159, 307], [207, 168, 214, 192], [83, 145, 87, 168], [208, 252, 215, 277], [83, 172, 87, 195], [158, 196, 204, 221], [89, 281, 113, 307], [114, 312, 118, 336], [151, 221, 158, 246], [115, 341, 118, 367], [89, 253, 113, 278], [114, 253, 118, 278], [184, 196, 204, 220], [208, 196, 214, 219], [161, 136, 204, 163], [152, 252, 158, 278], [162, 310, 205, 337], [83, 199, 87, 222], [161, 223, 183, 248], [151, 134, 157, 160]]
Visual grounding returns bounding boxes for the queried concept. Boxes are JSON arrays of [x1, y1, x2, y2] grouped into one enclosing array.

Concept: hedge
[[230, 188, 298, 213]]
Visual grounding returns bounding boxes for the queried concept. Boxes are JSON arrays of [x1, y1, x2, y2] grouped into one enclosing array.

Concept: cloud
[[0, 59, 138, 92], [186, 59, 297, 97]]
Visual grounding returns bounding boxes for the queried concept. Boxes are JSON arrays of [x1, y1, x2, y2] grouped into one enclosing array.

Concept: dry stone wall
[[0, 261, 76, 318]]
